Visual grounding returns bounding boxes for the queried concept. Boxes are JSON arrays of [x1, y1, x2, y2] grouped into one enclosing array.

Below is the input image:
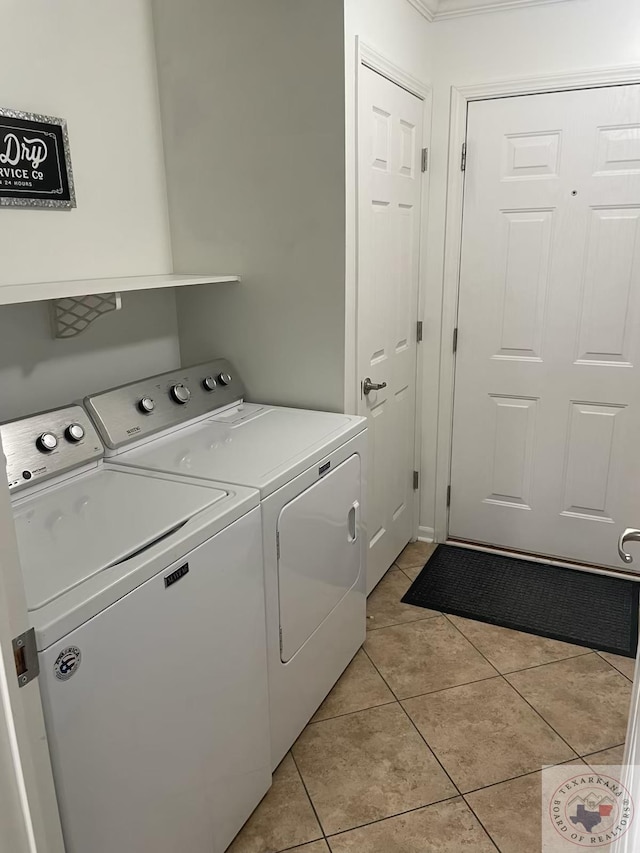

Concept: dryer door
[[277, 454, 362, 662]]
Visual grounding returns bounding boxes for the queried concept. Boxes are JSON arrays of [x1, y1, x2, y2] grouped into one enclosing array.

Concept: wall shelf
[[0, 273, 240, 307]]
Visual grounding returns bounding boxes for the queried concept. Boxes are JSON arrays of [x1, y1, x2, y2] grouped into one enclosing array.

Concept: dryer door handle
[[348, 500, 360, 543]]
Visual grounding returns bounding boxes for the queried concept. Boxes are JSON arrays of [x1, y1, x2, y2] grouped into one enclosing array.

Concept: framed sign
[[0, 108, 76, 209]]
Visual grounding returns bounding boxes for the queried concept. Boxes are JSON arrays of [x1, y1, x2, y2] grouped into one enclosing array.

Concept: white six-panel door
[[358, 65, 424, 592], [450, 85, 640, 570]]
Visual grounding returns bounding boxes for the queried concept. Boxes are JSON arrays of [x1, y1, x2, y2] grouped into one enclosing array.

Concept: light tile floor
[[228, 542, 634, 853]]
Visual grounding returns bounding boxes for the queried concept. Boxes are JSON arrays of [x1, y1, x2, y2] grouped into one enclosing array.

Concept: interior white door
[[450, 85, 640, 570], [358, 64, 424, 593]]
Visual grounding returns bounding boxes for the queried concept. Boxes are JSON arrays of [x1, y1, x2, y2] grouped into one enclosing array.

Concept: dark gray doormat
[[401, 545, 639, 658]]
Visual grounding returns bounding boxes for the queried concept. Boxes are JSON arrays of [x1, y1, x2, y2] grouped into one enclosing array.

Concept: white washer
[[1, 404, 271, 853], [85, 358, 368, 767]]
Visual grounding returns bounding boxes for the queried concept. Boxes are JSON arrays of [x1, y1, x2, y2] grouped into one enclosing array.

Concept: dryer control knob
[[36, 432, 58, 453], [65, 423, 85, 443], [217, 372, 232, 386], [170, 383, 191, 404], [202, 376, 217, 392], [138, 397, 155, 414]]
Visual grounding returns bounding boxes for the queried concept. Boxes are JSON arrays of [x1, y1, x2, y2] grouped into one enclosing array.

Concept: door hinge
[[461, 142, 467, 172], [453, 327, 458, 354], [421, 147, 429, 173], [446, 485, 451, 508], [276, 531, 280, 559], [12, 627, 39, 688], [417, 320, 423, 343], [413, 470, 419, 490]]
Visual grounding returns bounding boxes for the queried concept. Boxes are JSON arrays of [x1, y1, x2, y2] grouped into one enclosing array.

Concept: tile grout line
[[500, 649, 594, 676], [505, 670, 628, 758], [310, 670, 502, 719], [360, 644, 402, 701], [460, 748, 623, 842], [309, 699, 398, 725], [366, 612, 440, 632], [310, 573, 623, 848], [455, 794, 502, 853], [441, 612, 634, 685], [361, 645, 462, 799], [362, 642, 500, 853], [368, 603, 620, 770], [461, 756, 588, 798], [594, 650, 635, 683], [441, 614, 586, 759], [288, 750, 330, 848], [320, 793, 465, 843], [396, 672, 501, 702], [436, 614, 605, 674]]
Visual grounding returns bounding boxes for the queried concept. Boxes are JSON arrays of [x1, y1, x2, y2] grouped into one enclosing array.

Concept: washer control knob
[[65, 423, 85, 443], [217, 372, 232, 386], [203, 376, 217, 392], [36, 432, 58, 453], [138, 397, 155, 414], [170, 383, 191, 404]]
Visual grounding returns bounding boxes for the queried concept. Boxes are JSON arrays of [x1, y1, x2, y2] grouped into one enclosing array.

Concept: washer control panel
[[84, 358, 245, 450], [1, 406, 104, 493]]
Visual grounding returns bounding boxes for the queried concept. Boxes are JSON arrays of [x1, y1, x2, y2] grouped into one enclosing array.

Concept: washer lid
[[13, 468, 230, 611], [115, 404, 366, 496]]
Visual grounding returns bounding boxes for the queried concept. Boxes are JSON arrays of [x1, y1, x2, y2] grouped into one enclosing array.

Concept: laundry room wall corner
[[153, 0, 347, 412]]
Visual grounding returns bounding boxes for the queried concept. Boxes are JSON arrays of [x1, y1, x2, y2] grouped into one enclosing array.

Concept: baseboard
[[417, 526, 434, 542]]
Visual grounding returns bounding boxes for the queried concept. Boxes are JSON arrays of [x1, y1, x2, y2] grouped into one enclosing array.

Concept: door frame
[[0, 438, 65, 853], [354, 38, 432, 540], [434, 63, 640, 543]]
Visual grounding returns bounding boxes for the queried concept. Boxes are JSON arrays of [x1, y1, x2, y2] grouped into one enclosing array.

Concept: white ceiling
[[406, 0, 575, 21]]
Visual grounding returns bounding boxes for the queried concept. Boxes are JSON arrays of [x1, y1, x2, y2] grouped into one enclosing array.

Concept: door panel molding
[[434, 64, 640, 545]]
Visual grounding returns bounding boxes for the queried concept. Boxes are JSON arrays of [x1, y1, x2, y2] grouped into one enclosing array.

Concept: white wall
[[0, 0, 172, 287], [420, 0, 640, 535], [343, 0, 433, 413], [0, 290, 180, 422], [0, 1, 181, 421], [153, 0, 347, 412]]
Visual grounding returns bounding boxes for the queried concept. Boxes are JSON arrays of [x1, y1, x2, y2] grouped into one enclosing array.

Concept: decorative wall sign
[[0, 108, 76, 209]]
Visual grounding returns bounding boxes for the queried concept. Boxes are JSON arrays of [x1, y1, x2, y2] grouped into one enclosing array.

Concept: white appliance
[[85, 358, 368, 768], [1, 404, 271, 853]]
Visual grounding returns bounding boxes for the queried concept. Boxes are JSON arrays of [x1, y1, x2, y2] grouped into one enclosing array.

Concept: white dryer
[[85, 359, 368, 767], [1, 405, 271, 853]]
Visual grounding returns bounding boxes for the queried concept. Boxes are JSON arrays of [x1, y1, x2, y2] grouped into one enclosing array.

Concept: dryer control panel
[[84, 359, 245, 450], [1, 405, 103, 493]]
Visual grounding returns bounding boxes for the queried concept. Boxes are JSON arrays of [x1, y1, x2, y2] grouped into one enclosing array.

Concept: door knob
[[618, 528, 640, 564], [363, 378, 387, 395]]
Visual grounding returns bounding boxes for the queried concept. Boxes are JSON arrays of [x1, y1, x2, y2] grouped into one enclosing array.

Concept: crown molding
[[405, 0, 437, 22], [406, 0, 575, 22]]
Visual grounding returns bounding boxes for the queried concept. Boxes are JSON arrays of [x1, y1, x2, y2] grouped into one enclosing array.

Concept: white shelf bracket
[[50, 292, 122, 339]]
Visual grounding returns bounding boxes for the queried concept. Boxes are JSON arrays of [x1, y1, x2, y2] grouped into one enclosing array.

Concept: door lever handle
[[618, 528, 640, 564], [363, 377, 387, 395]]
